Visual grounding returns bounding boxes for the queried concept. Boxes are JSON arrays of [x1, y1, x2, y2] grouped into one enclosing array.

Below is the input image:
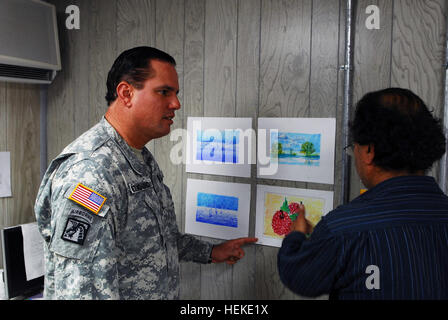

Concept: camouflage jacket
[[34, 117, 213, 300]]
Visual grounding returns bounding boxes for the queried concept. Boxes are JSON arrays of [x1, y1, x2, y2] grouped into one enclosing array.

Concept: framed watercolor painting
[[185, 179, 251, 240], [255, 184, 333, 247], [186, 117, 254, 178], [257, 118, 336, 184]]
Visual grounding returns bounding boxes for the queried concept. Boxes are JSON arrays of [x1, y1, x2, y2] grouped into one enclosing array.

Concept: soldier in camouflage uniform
[[34, 47, 257, 299]]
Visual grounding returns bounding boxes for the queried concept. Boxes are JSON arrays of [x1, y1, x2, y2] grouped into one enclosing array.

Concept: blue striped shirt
[[277, 176, 448, 300]]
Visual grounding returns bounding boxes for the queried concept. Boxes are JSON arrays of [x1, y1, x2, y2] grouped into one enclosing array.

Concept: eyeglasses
[[344, 144, 354, 157]]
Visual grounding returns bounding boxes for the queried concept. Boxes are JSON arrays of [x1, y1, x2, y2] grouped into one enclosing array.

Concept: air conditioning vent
[[0, 63, 53, 83], [0, 0, 61, 84]]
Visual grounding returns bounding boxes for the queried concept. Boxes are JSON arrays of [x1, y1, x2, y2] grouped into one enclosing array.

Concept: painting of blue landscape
[[196, 129, 239, 163], [271, 131, 321, 166], [196, 192, 239, 228]]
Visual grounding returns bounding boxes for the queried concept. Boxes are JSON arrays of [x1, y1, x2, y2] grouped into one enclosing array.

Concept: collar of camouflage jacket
[[100, 117, 146, 176], [100, 117, 162, 179]]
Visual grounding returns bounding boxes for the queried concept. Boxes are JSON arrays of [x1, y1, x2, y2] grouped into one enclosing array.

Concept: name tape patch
[[68, 183, 107, 215], [129, 181, 152, 194]]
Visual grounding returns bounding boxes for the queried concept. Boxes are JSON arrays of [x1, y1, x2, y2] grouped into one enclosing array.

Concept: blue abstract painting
[[196, 129, 239, 163], [196, 192, 239, 228], [271, 131, 321, 166]]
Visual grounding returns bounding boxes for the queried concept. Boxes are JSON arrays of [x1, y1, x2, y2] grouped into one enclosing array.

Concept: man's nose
[[170, 95, 181, 110]]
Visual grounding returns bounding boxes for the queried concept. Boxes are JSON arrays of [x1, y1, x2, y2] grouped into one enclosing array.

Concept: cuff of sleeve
[[193, 241, 215, 264], [207, 245, 214, 264]]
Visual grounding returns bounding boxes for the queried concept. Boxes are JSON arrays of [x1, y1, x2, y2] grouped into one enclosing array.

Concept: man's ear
[[364, 144, 375, 165], [116, 81, 133, 107]]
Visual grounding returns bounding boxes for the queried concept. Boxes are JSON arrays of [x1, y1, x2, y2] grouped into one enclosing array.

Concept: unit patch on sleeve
[[62, 217, 90, 245], [68, 183, 107, 215]]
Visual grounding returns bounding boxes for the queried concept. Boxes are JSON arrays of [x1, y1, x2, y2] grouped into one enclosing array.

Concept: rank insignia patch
[[62, 218, 90, 245], [69, 183, 107, 215]]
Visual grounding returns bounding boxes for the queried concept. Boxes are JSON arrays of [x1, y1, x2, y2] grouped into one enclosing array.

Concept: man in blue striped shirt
[[278, 88, 448, 299]]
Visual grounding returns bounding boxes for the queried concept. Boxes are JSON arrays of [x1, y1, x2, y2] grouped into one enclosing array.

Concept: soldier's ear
[[116, 81, 133, 108]]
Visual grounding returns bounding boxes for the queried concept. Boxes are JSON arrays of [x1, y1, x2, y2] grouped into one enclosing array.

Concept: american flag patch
[[68, 183, 107, 215]]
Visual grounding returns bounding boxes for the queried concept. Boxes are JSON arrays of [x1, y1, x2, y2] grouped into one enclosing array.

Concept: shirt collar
[[357, 175, 443, 202], [100, 117, 157, 177]]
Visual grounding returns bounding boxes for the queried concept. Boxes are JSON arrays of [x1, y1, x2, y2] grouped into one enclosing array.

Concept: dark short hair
[[350, 88, 446, 173], [105, 46, 176, 105]]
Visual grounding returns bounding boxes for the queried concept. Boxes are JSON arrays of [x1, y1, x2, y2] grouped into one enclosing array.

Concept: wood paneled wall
[[0, 82, 41, 268], [46, 0, 447, 299], [350, 0, 447, 199]]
